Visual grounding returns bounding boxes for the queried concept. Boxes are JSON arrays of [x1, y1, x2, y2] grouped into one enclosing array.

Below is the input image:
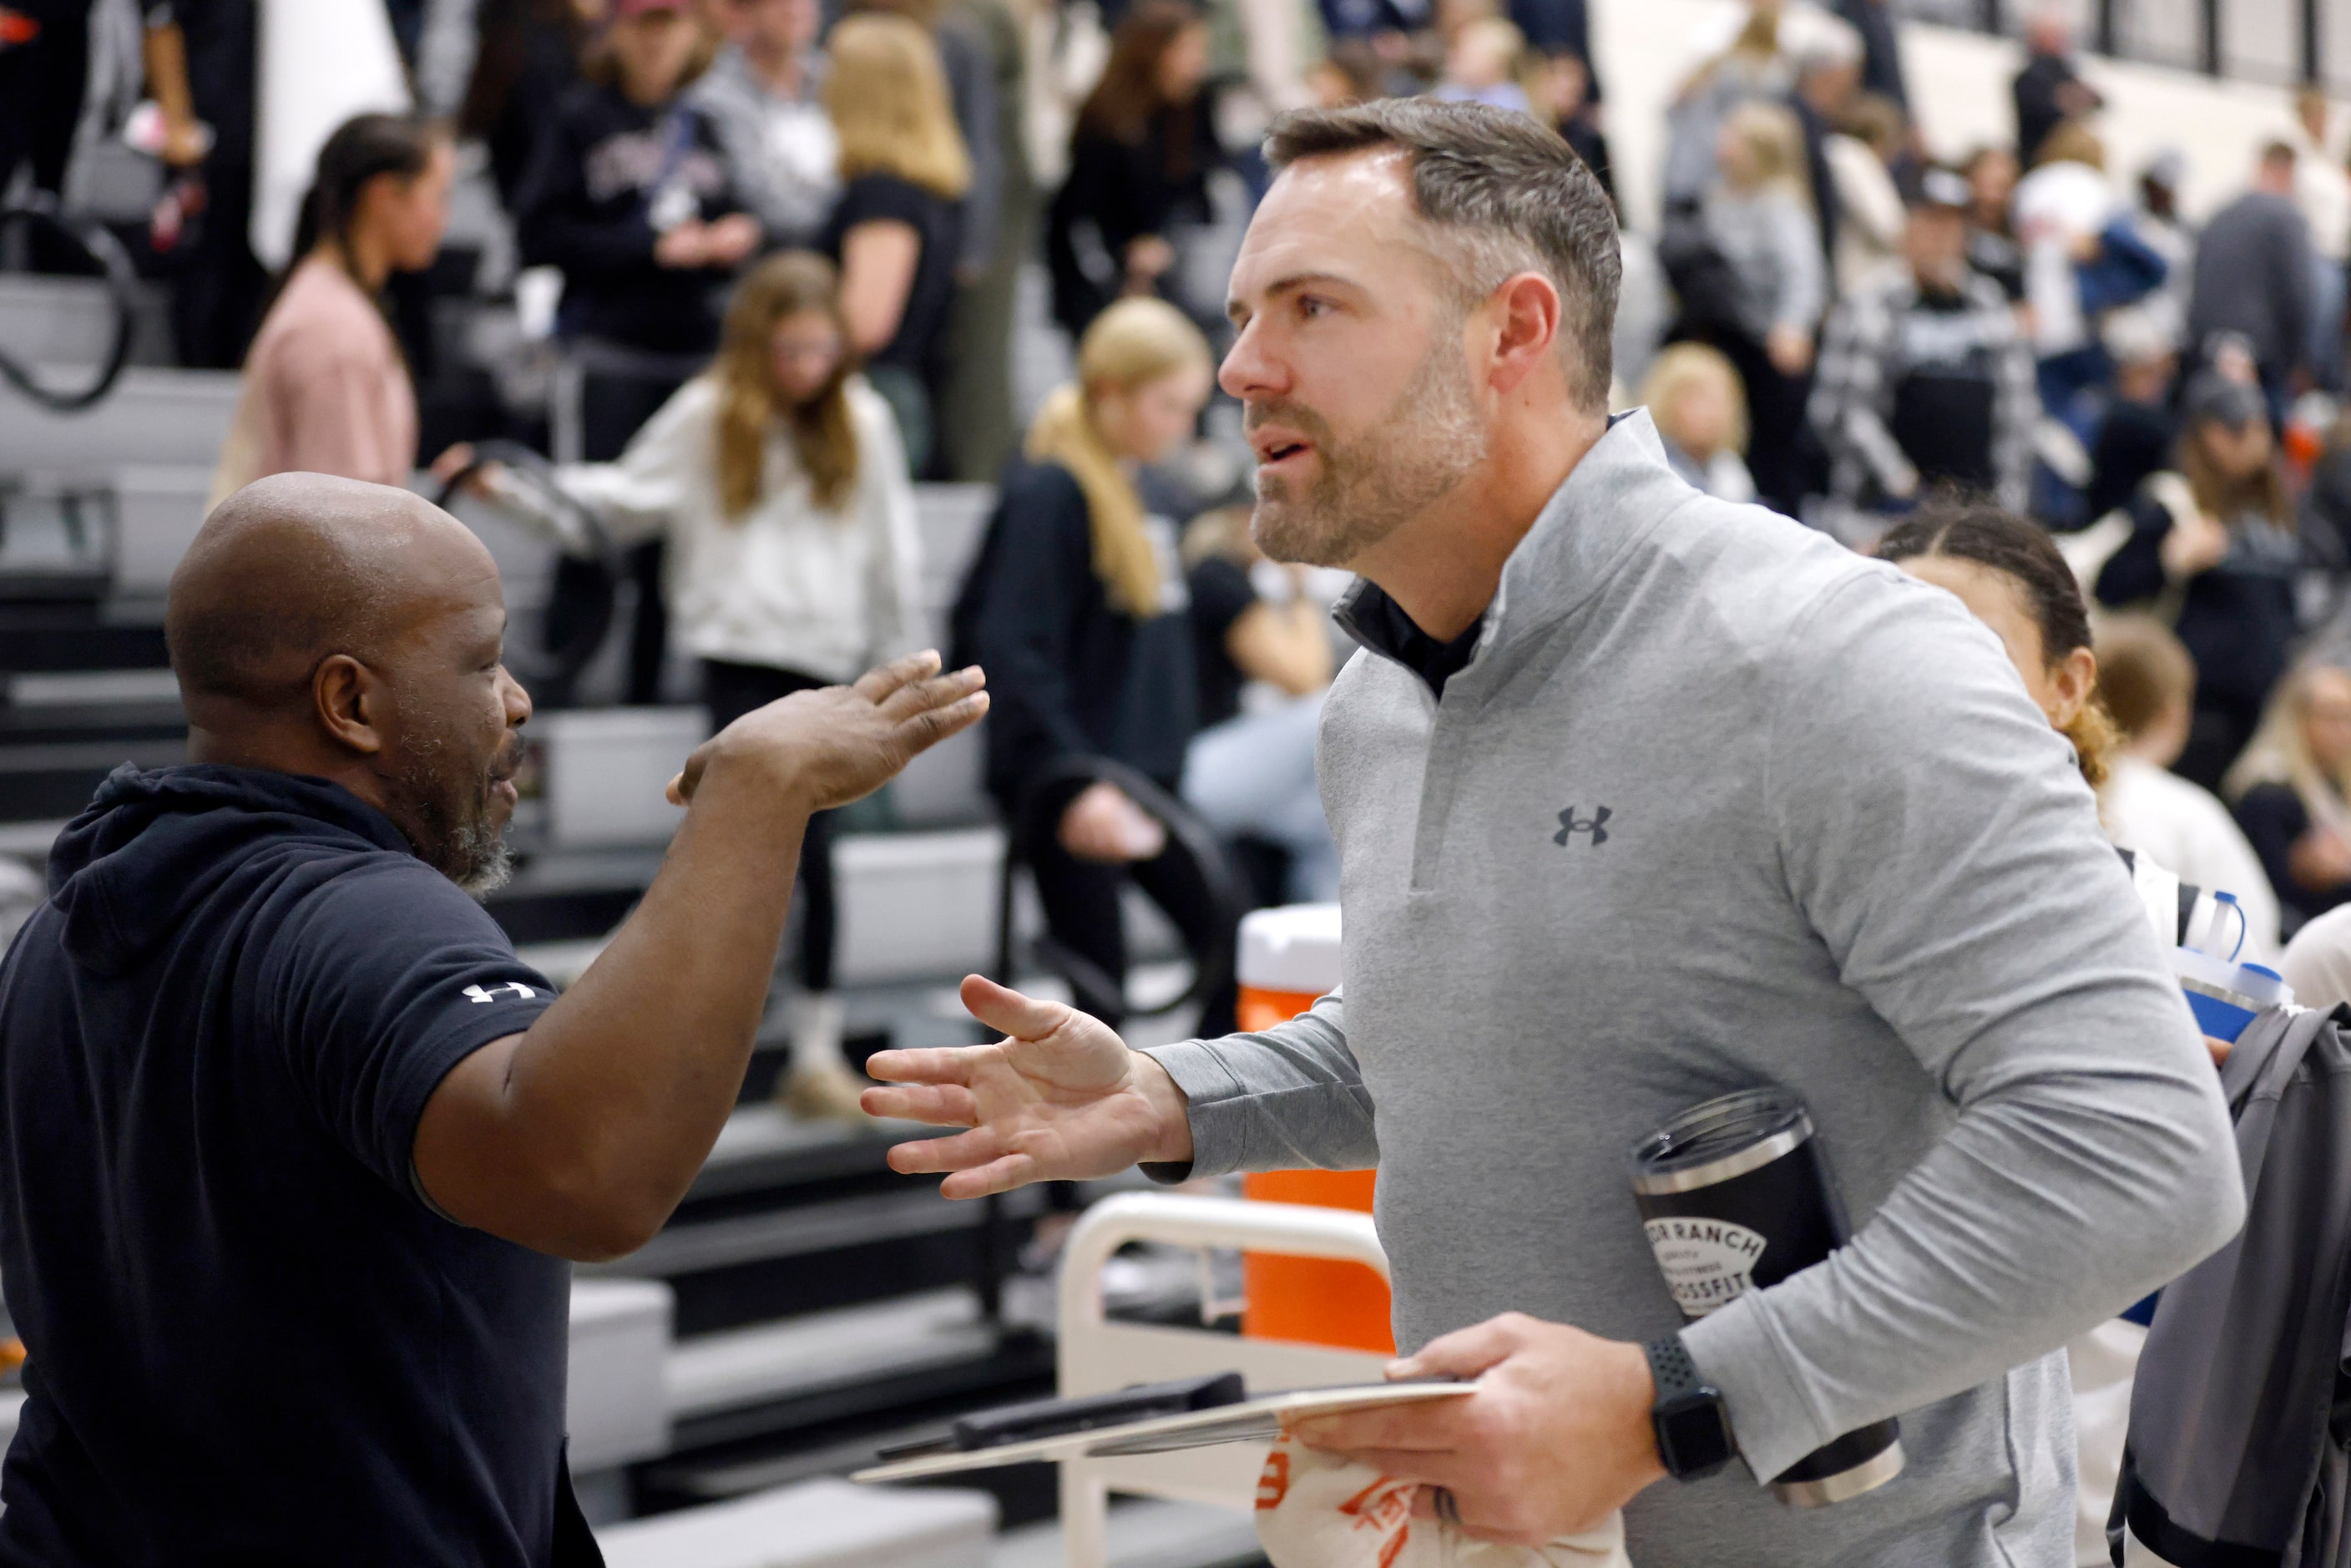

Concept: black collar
[[1343, 581, 1485, 700]]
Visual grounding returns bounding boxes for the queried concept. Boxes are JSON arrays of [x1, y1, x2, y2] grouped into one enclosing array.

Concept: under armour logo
[[463, 982, 538, 1004], [1554, 806, 1610, 847]]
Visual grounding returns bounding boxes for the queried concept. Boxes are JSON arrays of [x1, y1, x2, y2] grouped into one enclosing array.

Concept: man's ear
[[1485, 272, 1564, 397], [315, 654, 386, 756]]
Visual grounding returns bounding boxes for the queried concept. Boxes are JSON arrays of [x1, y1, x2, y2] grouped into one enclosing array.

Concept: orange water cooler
[[1236, 904, 1392, 1353]]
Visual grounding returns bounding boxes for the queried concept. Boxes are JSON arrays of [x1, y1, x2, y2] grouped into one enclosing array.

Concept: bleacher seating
[[595, 1477, 997, 1568]]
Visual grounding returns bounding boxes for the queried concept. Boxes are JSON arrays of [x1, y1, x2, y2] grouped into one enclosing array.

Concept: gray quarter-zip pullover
[[1145, 411, 2242, 1565]]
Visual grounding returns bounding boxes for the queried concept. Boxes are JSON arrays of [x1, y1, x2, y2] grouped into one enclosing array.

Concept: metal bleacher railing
[[1903, 0, 2347, 96]]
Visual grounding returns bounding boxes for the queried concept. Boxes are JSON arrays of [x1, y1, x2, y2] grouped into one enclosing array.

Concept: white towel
[[1255, 1430, 1632, 1568]]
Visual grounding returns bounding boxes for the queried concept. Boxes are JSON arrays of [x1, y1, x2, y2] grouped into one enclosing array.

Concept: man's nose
[[1219, 318, 1286, 402], [501, 666, 533, 727]]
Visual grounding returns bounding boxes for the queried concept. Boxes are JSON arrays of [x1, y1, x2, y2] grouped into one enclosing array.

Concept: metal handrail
[[0, 202, 138, 415], [995, 755, 1246, 1024]]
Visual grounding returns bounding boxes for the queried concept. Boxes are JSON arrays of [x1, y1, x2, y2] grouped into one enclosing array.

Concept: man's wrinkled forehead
[[1226, 148, 1447, 314]]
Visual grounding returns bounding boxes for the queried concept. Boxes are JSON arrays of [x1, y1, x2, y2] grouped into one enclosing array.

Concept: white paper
[[852, 1382, 1473, 1484]]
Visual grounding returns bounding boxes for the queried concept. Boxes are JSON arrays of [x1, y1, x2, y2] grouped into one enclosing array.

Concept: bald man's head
[[170, 473, 485, 711], [169, 473, 532, 893]]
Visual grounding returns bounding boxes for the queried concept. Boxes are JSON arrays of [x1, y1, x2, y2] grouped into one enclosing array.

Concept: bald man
[[0, 473, 985, 1565]]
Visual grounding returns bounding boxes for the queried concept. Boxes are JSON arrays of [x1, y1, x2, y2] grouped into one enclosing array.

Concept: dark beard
[[1248, 328, 1489, 568], [395, 744, 513, 899]]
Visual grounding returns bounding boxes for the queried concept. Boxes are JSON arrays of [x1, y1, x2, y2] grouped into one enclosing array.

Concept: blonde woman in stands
[[1639, 341, 1755, 502], [2226, 657, 2351, 937], [2094, 615, 2280, 962], [954, 296, 1226, 1033], [210, 114, 455, 508], [468, 251, 923, 1122]]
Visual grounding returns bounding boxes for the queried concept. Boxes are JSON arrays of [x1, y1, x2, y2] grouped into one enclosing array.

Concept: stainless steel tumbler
[[1630, 1088, 1904, 1506]]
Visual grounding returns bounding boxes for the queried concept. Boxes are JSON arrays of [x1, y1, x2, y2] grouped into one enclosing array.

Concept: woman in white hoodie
[[479, 250, 923, 1120]]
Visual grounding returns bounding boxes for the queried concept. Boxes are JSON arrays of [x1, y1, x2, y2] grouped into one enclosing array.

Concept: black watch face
[[1656, 1391, 1737, 1479]]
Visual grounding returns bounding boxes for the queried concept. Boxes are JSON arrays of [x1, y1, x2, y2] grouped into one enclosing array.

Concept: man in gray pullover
[[867, 100, 2244, 1565]]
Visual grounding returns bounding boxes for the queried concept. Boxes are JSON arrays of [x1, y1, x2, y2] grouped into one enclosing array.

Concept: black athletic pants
[[702, 659, 837, 993], [0, 0, 88, 216], [1017, 787, 1236, 1037]]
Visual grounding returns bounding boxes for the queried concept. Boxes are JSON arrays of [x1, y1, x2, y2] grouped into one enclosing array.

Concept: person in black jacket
[[961, 297, 1223, 1029], [2082, 306, 2178, 524], [1046, 0, 1220, 340], [2226, 657, 2351, 932], [514, 0, 758, 704], [2096, 372, 2302, 790], [140, 0, 269, 369], [458, 0, 600, 210], [2011, 12, 2100, 169]]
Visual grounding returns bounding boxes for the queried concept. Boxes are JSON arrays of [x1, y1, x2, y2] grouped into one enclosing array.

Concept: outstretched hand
[[665, 650, 987, 812], [862, 976, 1194, 1197]]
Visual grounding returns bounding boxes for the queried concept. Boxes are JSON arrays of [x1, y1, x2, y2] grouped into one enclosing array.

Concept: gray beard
[[1249, 331, 1489, 568], [397, 745, 514, 898], [451, 827, 514, 899]]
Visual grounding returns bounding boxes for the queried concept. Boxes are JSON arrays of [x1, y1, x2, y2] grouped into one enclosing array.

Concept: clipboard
[[852, 1381, 1473, 1484]]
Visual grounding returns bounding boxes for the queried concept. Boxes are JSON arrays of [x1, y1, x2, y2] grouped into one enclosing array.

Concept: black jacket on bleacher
[[957, 459, 1198, 807]]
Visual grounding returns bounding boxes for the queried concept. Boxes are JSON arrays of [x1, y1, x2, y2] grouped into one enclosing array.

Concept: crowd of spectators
[[8, 0, 2351, 977]]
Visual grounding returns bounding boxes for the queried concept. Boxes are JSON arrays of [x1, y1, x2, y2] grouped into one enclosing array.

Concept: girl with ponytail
[[210, 114, 454, 507], [958, 296, 1221, 1031]]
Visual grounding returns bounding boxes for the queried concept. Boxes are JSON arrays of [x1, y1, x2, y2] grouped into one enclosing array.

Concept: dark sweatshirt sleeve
[[2235, 783, 2313, 912], [2095, 494, 2173, 606], [2273, 206, 2316, 377], [513, 104, 659, 276], [972, 467, 1102, 785], [260, 858, 556, 1198]]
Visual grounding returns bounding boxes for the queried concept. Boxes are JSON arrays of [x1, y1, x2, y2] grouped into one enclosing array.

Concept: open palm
[[861, 976, 1189, 1198]]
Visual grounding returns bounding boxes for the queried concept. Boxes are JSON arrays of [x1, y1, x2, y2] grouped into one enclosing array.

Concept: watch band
[[1643, 1332, 1738, 1481], [1644, 1333, 1703, 1404]]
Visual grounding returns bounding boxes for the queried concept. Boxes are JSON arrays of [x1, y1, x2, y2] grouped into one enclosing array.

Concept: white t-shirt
[[2101, 754, 2282, 963], [2282, 903, 2351, 1009], [553, 375, 924, 683]]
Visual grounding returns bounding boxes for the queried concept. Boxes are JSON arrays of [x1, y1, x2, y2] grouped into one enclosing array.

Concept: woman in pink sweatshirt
[[210, 114, 456, 507]]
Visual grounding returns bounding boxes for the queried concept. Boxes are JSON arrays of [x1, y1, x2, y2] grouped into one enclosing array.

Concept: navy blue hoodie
[[0, 765, 569, 1565]]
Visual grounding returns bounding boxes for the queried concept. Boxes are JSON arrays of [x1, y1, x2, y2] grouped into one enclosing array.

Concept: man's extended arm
[[413, 655, 986, 1261], [865, 984, 1374, 1194], [1143, 992, 1378, 1176]]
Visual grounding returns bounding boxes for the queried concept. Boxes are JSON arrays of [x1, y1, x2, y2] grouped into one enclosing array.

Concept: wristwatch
[[1643, 1333, 1737, 1481]]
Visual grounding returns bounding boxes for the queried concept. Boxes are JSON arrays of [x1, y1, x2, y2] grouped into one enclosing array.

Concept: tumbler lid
[[1629, 1088, 1814, 1196]]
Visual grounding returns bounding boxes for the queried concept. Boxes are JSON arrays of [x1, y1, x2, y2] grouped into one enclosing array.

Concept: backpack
[[2110, 1004, 2351, 1566]]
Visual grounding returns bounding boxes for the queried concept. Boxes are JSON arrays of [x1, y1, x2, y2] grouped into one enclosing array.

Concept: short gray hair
[[1265, 99, 1621, 411]]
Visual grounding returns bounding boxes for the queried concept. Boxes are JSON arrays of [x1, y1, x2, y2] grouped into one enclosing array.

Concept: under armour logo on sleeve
[[463, 982, 539, 1004], [1554, 806, 1611, 847]]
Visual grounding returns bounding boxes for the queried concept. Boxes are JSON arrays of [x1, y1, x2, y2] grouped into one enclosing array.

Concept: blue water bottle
[[2170, 892, 2291, 1042]]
